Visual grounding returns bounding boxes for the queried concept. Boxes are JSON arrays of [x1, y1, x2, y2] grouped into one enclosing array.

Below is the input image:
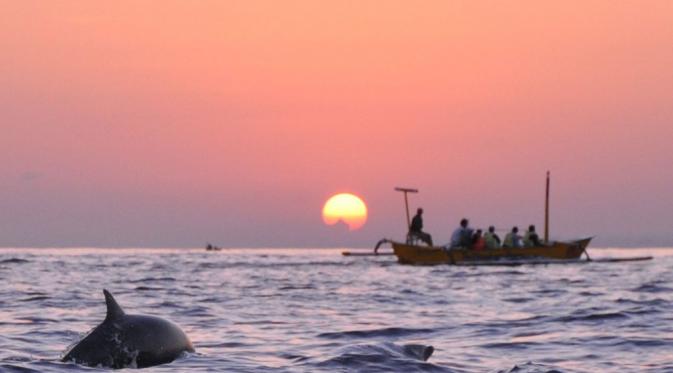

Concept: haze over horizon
[[2, 2, 673, 248]]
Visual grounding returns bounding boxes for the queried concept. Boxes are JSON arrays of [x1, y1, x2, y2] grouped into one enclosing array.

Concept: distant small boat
[[391, 238, 592, 265], [205, 244, 222, 251]]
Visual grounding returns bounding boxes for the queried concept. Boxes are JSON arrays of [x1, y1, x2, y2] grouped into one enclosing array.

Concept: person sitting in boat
[[503, 226, 523, 248], [484, 226, 501, 249], [409, 208, 433, 246], [472, 229, 486, 251], [523, 225, 542, 247], [450, 218, 473, 248]]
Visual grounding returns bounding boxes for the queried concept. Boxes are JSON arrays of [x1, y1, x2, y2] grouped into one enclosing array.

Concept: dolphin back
[[119, 314, 195, 368], [62, 290, 194, 369]]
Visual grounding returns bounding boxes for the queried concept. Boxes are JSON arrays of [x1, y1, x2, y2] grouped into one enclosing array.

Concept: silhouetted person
[[504, 226, 522, 248], [409, 208, 433, 246], [450, 218, 473, 248], [472, 229, 486, 251], [484, 226, 501, 249], [523, 225, 542, 247]]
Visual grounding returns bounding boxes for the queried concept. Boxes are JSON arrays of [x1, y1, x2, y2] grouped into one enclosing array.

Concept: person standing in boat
[[484, 226, 501, 249], [409, 208, 433, 246], [450, 218, 473, 248], [503, 226, 523, 248], [523, 225, 542, 247]]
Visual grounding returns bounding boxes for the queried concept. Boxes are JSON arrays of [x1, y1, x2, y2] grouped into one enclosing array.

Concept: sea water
[[0, 247, 671, 372]]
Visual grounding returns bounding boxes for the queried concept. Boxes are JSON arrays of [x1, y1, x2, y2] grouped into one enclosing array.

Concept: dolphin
[[312, 342, 435, 370], [62, 289, 195, 369]]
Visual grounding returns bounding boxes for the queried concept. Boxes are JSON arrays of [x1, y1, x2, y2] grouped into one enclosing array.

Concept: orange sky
[[1, 1, 673, 247]]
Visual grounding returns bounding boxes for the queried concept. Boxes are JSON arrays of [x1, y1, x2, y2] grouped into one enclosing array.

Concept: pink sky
[[1, 1, 673, 247]]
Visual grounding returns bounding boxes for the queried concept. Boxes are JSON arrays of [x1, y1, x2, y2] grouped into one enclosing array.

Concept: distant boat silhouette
[[205, 243, 222, 251]]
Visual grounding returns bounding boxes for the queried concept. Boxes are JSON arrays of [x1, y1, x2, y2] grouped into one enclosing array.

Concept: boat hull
[[392, 238, 592, 265]]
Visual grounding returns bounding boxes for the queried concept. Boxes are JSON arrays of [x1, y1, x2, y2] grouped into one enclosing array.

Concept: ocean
[[0, 247, 671, 372]]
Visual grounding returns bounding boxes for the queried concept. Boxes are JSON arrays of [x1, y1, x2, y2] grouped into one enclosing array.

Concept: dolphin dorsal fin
[[103, 289, 125, 320]]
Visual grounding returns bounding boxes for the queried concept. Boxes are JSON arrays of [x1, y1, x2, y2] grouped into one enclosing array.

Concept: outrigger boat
[[387, 237, 592, 265], [344, 173, 651, 265]]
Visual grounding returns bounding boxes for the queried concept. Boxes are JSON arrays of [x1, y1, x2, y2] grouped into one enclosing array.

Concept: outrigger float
[[343, 173, 652, 265]]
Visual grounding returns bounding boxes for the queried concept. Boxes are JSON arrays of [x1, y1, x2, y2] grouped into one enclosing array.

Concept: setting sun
[[322, 193, 368, 231]]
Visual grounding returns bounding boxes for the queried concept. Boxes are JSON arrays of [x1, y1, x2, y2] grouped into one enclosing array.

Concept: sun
[[322, 193, 368, 231]]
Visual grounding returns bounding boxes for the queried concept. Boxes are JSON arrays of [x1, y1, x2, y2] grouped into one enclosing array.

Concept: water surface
[[0, 247, 671, 372]]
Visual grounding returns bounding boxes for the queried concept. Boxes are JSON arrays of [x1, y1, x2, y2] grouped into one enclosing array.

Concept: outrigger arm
[[374, 238, 392, 254]]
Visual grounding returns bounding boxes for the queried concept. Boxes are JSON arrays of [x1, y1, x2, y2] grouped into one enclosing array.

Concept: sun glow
[[322, 193, 368, 231]]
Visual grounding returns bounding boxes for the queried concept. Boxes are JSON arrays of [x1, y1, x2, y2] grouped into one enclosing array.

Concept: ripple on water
[[318, 327, 436, 340], [129, 276, 176, 283], [554, 311, 630, 323], [0, 258, 30, 264], [614, 297, 668, 306], [632, 282, 673, 293], [18, 296, 50, 302]]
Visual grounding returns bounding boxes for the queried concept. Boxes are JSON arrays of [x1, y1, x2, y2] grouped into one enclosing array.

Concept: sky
[[1, 1, 673, 248]]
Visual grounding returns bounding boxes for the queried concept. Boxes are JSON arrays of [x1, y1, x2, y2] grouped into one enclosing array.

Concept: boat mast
[[394, 187, 418, 229], [544, 171, 550, 243]]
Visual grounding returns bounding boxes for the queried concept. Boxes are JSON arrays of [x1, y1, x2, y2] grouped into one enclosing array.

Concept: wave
[[632, 283, 673, 293], [318, 327, 435, 339], [128, 277, 176, 283], [502, 297, 534, 303], [0, 258, 30, 264], [197, 260, 355, 270], [0, 363, 43, 373], [134, 286, 164, 291], [482, 341, 541, 350], [278, 285, 317, 291], [19, 296, 49, 302], [615, 297, 669, 307], [554, 311, 629, 323]]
